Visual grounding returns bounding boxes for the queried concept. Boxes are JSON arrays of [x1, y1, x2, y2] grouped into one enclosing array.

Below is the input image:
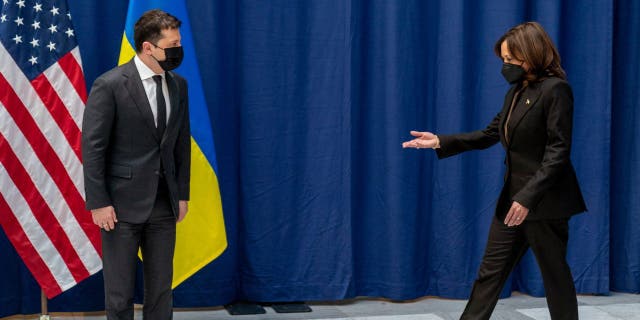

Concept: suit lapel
[[122, 60, 160, 141], [163, 72, 180, 143], [499, 85, 518, 146], [505, 84, 542, 144], [165, 72, 180, 128]]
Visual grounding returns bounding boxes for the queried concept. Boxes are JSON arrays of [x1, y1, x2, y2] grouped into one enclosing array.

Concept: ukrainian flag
[[119, 1, 227, 288]]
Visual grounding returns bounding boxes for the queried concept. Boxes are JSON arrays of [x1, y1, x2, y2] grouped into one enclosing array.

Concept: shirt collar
[[134, 55, 164, 81]]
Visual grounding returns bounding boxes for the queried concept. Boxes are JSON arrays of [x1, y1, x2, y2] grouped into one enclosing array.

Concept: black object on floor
[[224, 302, 266, 315], [269, 301, 312, 313]]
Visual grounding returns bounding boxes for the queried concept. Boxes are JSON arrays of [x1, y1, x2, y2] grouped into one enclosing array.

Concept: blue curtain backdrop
[[1, 0, 638, 316]]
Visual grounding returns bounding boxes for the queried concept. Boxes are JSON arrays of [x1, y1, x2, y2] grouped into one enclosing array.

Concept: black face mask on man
[[501, 62, 526, 84], [151, 44, 184, 71]]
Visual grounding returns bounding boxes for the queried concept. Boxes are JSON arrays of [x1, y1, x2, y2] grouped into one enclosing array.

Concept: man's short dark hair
[[133, 9, 182, 52]]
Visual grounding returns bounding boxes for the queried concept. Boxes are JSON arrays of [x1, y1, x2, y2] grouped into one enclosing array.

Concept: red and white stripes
[[0, 44, 102, 298]]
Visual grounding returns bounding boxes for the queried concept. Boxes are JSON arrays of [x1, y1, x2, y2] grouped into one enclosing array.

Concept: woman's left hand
[[504, 201, 529, 227]]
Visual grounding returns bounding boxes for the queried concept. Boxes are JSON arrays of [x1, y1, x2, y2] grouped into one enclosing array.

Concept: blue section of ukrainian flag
[[120, 1, 227, 288], [124, 1, 217, 172]]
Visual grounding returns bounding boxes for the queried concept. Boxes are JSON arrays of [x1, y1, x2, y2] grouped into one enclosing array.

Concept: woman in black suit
[[403, 22, 586, 320]]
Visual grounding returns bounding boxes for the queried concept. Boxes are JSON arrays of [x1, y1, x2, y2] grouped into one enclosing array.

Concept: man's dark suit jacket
[[435, 77, 586, 220], [82, 59, 190, 223]]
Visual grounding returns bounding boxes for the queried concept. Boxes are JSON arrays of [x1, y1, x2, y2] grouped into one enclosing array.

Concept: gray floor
[[4, 292, 639, 320]]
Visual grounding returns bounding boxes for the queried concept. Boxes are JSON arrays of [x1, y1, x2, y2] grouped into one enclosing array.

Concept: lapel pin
[[526, 99, 530, 105]]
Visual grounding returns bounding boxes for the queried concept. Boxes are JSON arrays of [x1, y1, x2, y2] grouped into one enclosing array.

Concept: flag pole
[[39, 290, 50, 320]]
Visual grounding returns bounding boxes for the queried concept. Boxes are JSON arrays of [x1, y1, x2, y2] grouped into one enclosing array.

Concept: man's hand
[[92, 206, 117, 231], [402, 131, 439, 149], [504, 201, 529, 227], [178, 200, 188, 222]]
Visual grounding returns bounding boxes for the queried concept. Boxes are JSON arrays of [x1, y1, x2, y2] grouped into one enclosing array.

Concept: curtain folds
[[0, 0, 637, 317]]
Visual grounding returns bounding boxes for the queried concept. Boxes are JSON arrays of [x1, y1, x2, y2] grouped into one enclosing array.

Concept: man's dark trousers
[[102, 180, 176, 320]]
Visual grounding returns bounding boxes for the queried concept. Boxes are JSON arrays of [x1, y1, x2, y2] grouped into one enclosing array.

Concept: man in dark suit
[[82, 9, 190, 320], [403, 22, 586, 320]]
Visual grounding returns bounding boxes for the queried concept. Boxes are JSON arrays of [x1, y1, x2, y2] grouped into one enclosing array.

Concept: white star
[[1, 14, 6, 23], [30, 38, 39, 47], [12, 34, 22, 44], [16, 0, 25, 8], [29, 56, 38, 65], [67, 12, 71, 20], [48, 24, 57, 33], [14, 16, 23, 26], [50, 5, 59, 16], [46, 41, 56, 51], [65, 28, 74, 37], [32, 20, 40, 29], [3, 0, 9, 5], [33, 2, 42, 12]]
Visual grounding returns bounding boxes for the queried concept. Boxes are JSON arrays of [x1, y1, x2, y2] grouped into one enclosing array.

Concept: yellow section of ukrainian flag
[[118, 33, 136, 66], [118, 3, 227, 288], [175, 139, 226, 286]]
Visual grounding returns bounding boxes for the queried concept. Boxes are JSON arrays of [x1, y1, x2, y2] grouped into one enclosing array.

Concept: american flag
[[0, 0, 101, 298]]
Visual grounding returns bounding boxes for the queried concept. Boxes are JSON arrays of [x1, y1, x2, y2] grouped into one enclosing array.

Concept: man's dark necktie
[[152, 75, 167, 138]]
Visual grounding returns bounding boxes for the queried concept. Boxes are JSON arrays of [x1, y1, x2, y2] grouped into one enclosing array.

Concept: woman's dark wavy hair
[[494, 21, 566, 81]]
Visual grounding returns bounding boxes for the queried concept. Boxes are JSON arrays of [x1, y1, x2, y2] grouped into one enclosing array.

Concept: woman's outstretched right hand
[[402, 131, 439, 149]]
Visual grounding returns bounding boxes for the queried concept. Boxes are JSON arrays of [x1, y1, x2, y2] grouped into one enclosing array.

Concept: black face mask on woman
[[151, 44, 184, 71], [501, 62, 526, 84]]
